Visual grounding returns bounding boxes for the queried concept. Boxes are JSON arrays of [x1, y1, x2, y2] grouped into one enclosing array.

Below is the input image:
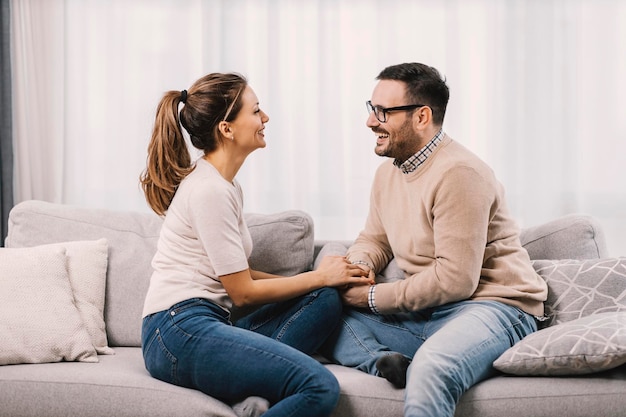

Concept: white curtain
[[11, 0, 626, 255]]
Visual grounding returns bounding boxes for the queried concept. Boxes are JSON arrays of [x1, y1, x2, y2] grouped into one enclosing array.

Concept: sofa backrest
[[314, 213, 609, 261], [5, 200, 315, 348], [519, 214, 609, 260], [5, 200, 609, 347]]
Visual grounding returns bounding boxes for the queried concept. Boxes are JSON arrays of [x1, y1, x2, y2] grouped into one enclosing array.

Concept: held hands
[[339, 264, 374, 308], [316, 256, 374, 288]]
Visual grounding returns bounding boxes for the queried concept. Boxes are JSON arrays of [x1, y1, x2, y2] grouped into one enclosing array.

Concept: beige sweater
[[347, 135, 547, 316]]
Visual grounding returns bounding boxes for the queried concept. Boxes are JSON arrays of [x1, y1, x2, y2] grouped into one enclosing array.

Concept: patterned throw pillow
[[532, 258, 626, 326], [494, 312, 626, 375], [494, 258, 626, 375]]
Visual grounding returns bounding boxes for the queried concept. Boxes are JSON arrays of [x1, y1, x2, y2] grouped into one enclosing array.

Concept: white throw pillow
[[0, 245, 98, 364], [47, 239, 113, 355]]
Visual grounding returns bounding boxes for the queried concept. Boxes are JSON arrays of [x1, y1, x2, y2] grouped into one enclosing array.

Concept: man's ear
[[413, 106, 433, 131]]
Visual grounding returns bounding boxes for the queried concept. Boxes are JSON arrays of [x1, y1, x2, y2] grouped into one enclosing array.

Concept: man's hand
[[339, 284, 371, 308]]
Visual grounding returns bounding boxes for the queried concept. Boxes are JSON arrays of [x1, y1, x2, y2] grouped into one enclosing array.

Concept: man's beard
[[374, 119, 416, 163]]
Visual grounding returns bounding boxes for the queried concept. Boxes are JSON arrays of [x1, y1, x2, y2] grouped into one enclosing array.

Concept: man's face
[[366, 80, 418, 162]]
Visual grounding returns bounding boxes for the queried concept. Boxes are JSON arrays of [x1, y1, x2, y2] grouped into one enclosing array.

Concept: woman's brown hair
[[140, 73, 247, 215]]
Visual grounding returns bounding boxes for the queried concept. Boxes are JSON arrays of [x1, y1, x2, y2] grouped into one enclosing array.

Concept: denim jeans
[[142, 287, 342, 417], [320, 300, 537, 417]]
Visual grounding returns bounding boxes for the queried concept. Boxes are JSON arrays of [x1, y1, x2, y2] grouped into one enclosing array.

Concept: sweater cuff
[[351, 259, 374, 270]]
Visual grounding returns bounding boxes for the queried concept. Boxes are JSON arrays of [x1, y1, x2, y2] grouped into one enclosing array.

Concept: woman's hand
[[316, 256, 374, 287]]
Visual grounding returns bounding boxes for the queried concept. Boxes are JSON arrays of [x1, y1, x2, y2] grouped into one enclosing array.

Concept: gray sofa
[[1, 200, 625, 417]]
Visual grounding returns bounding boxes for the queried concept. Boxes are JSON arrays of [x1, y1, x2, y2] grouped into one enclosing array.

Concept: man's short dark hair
[[377, 63, 449, 126]]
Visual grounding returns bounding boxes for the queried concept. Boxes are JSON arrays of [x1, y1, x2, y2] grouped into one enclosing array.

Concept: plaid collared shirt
[[394, 129, 444, 174]]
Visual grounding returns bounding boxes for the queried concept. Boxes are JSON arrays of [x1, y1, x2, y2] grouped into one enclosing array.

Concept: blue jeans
[[320, 300, 537, 417], [142, 288, 342, 417]]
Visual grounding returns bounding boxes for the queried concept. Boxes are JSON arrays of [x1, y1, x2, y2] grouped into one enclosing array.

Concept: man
[[320, 63, 548, 417]]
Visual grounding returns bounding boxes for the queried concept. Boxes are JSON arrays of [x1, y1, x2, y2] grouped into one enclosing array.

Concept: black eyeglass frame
[[366, 100, 427, 123]]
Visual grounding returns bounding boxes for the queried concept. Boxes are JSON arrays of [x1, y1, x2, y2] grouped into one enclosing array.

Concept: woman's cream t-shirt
[[142, 158, 253, 317]]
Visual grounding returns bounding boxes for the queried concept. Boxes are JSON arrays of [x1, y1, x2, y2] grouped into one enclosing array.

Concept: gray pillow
[[532, 258, 626, 326], [312, 242, 405, 284], [313, 241, 348, 270], [246, 211, 314, 276], [230, 211, 315, 322], [520, 214, 608, 260], [494, 311, 626, 376]]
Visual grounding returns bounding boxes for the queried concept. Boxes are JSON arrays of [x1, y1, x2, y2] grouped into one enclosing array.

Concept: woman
[[139, 73, 371, 417]]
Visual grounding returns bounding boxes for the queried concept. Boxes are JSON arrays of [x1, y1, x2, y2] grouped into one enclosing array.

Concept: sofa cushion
[[455, 366, 626, 417], [326, 360, 626, 417], [328, 363, 404, 416], [0, 347, 239, 417], [0, 245, 98, 364], [494, 312, 626, 376], [6, 200, 315, 348]]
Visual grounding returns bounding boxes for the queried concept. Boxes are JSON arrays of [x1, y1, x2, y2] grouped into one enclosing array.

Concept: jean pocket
[[509, 308, 538, 343], [143, 328, 178, 384]]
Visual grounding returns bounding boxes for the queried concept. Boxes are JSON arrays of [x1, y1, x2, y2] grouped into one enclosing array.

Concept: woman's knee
[[307, 287, 342, 322], [307, 366, 341, 414], [315, 286, 341, 307]]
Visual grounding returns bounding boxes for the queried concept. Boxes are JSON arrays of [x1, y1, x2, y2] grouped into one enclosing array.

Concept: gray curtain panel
[[1, 0, 13, 246]]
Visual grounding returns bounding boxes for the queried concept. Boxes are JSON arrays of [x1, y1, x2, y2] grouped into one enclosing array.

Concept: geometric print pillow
[[494, 311, 626, 376], [532, 258, 626, 326], [495, 258, 626, 376]]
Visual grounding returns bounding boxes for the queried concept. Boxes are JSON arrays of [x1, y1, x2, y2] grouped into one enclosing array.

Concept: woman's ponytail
[[140, 91, 191, 216]]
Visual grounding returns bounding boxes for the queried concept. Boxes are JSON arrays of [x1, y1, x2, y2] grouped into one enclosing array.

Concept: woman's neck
[[203, 147, 246, 183]]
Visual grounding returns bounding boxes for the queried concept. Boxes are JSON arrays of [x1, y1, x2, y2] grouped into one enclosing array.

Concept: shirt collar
[[394, 129, 444, 174]]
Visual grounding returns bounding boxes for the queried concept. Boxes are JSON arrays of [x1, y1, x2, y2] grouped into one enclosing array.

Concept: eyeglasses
[[366, 100, 426, 123]]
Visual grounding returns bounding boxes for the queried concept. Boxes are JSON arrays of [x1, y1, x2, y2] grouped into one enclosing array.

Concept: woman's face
[[230, 86, 269, 152]]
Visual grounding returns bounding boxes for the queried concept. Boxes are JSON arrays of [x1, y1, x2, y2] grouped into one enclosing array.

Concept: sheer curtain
[[11, 0, 626, 255]]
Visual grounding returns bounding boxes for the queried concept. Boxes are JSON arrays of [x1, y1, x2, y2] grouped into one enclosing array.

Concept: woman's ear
[[218, 120, 233, 139]]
